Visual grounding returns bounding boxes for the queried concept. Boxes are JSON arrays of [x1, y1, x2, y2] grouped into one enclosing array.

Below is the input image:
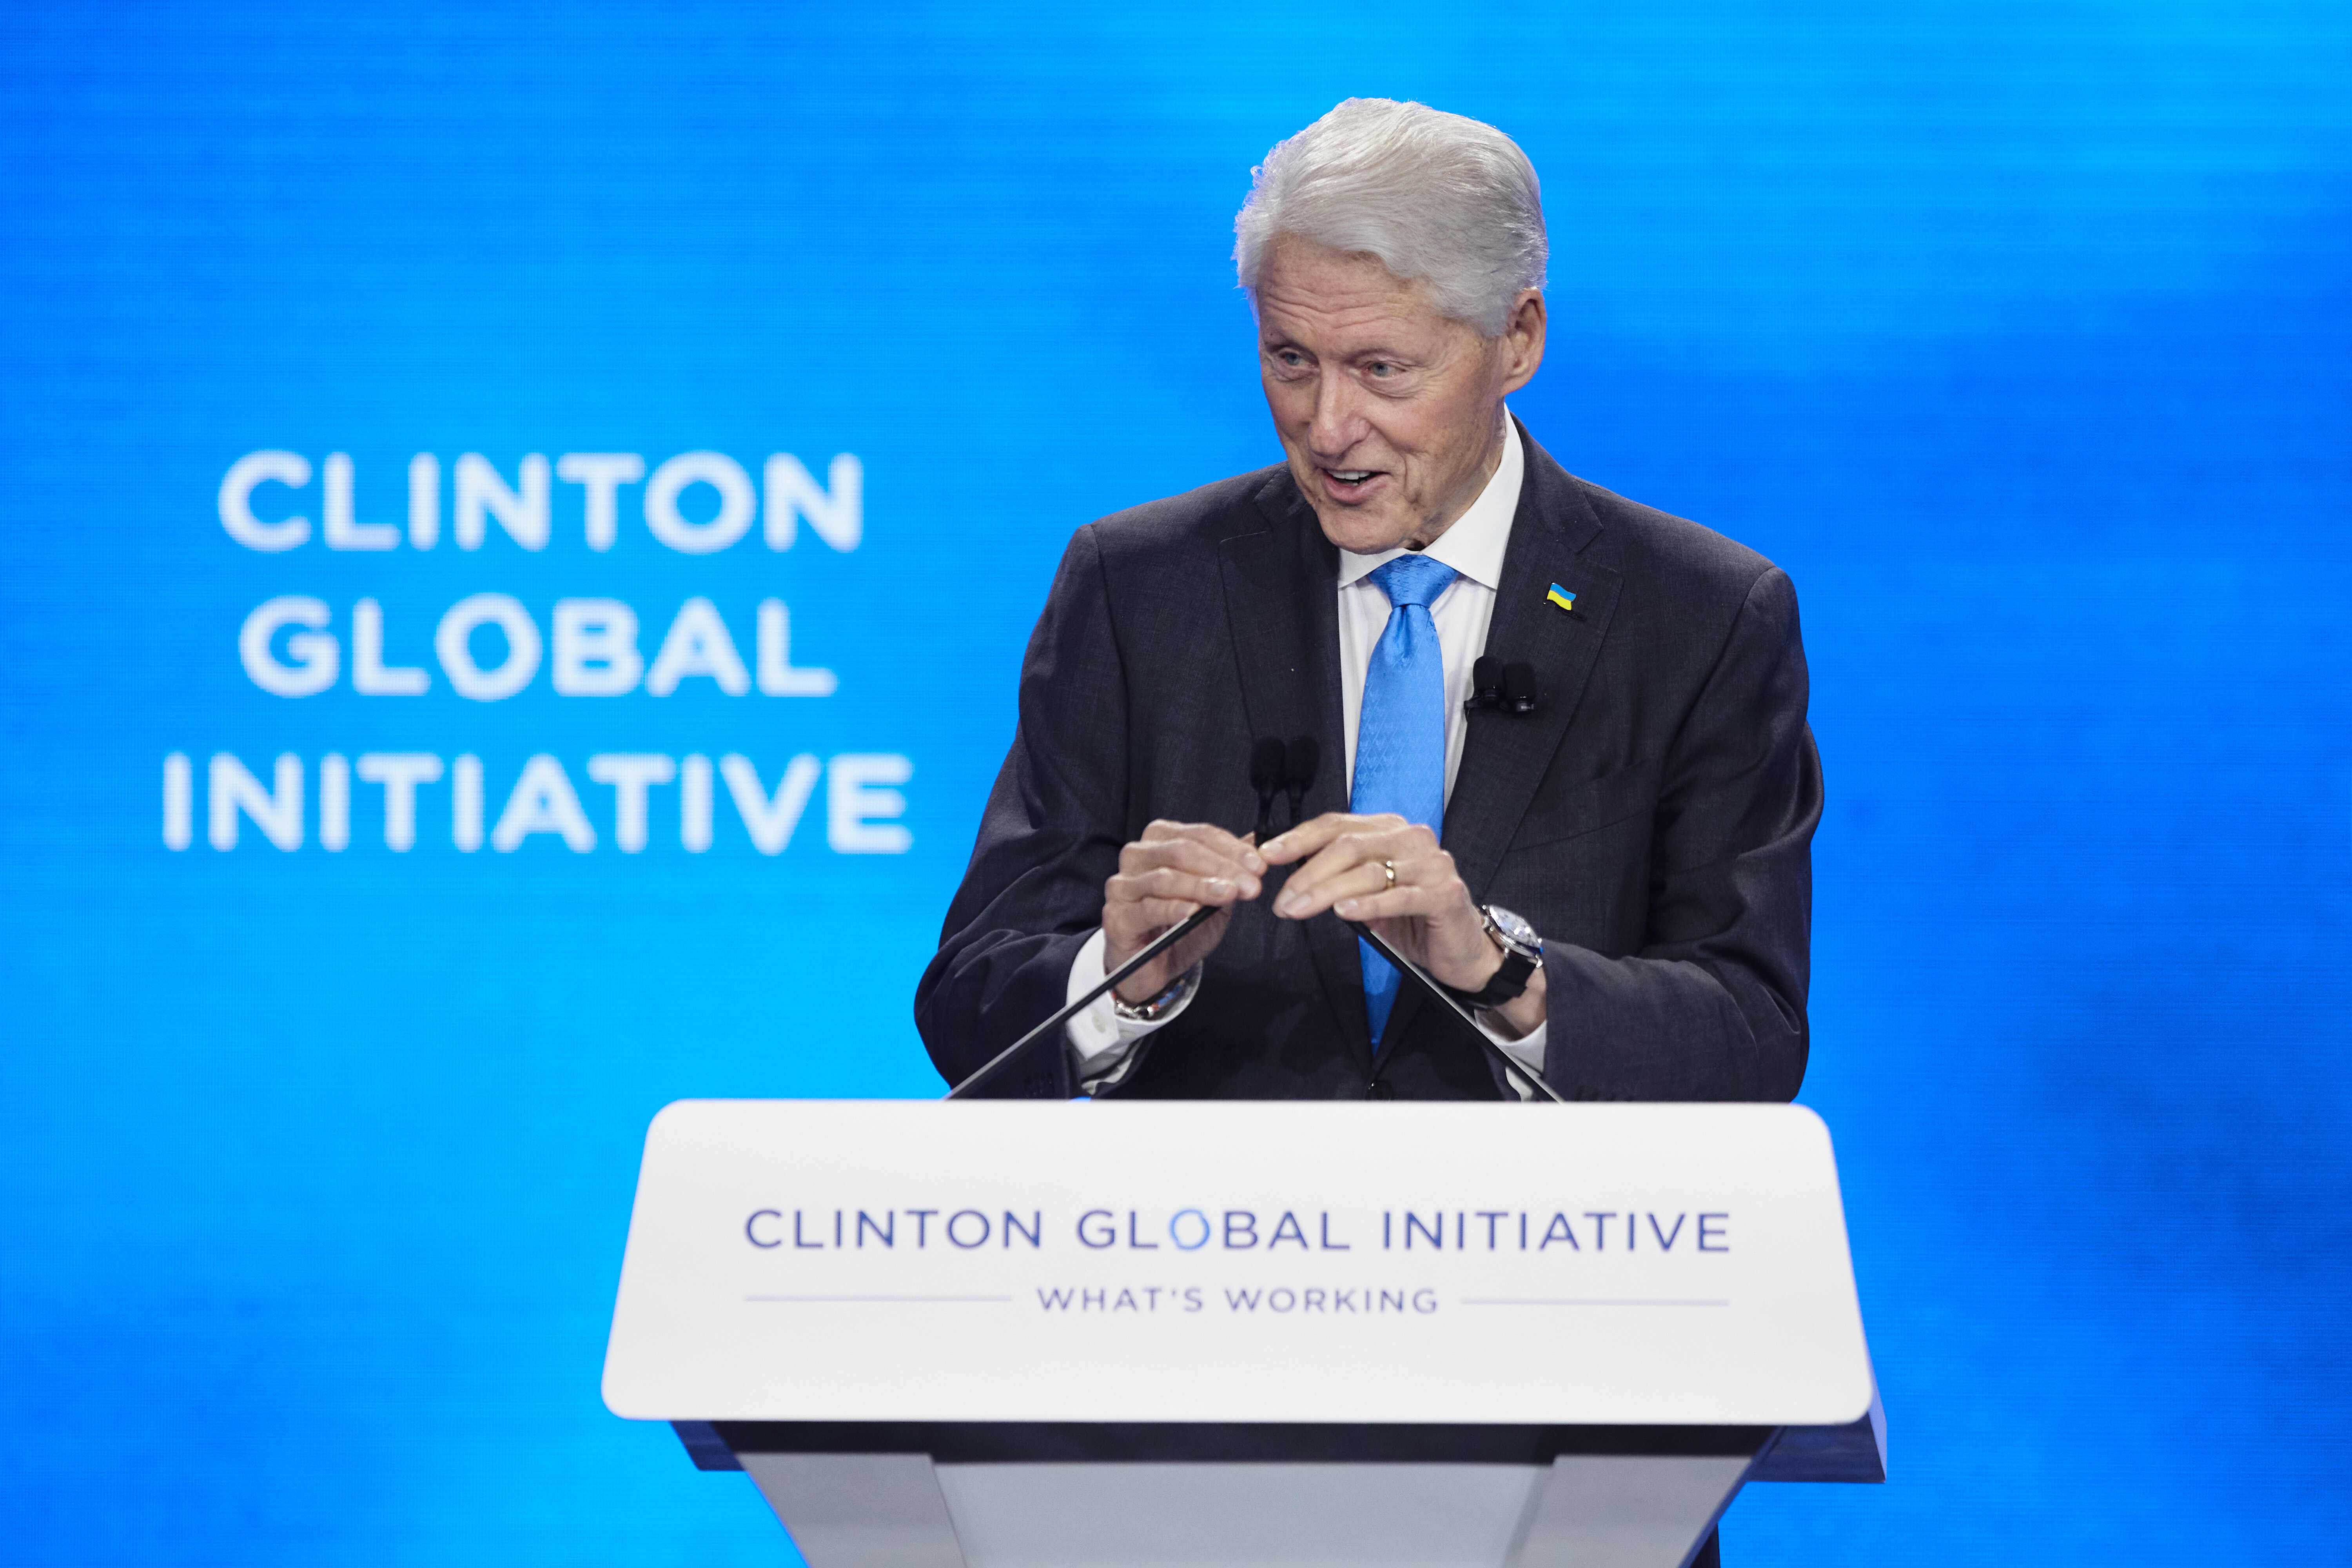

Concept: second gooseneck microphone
[[1265, 730, 1562, 1104], [1283, 735, 1320, 828], [1250, 737, 1288, 841], [1254, 734, 1323, 840]]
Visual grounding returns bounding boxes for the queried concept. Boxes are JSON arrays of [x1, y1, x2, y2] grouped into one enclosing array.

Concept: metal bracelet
[[1111, 962, 1201, 1023]]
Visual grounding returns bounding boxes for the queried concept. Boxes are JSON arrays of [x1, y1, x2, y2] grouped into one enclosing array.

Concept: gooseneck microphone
[[946, 739, 1283, 1100], [1346, 922, 1563, 1103], [1282, 735, 1320, 829], [944, 907, 1220, 1100], [1268, 738, 1564, 1105], [1250, 737, 1287, 842]]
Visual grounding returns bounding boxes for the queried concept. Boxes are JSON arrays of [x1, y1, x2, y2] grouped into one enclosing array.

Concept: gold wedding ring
[[1381, 858, 1397, 891]]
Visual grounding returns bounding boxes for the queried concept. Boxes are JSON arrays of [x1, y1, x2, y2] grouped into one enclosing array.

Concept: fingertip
[[1335, 897, 1359, 917], [1242, 850, 1266, 874]]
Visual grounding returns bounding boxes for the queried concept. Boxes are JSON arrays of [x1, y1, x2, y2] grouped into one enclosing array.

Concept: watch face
[[1486, 904, 1540, 957]]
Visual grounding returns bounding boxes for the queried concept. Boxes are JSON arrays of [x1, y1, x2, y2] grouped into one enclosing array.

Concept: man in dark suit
[[917, 98, 1820, 1114]]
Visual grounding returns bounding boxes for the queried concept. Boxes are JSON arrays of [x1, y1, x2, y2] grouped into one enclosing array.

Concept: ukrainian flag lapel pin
[[1545, 582, 1578, 615]]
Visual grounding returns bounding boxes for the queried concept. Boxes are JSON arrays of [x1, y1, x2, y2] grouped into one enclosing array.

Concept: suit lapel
[[1386, 426, 1622, 1053], [1441, 426, 1621, 897], [1218, 470, 1375, 1070]]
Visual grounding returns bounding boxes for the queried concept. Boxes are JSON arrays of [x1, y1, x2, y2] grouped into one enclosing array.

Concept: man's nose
[[1306, 373, 1368, 459]]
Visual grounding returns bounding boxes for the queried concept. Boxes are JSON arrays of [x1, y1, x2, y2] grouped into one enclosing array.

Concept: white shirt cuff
[[1481, 1014, 1547, 1098], [1065, 927, 1200, 1090]]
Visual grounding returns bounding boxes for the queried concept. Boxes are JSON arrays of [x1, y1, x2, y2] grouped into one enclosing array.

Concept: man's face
[[1256, 235, 1543, 555]]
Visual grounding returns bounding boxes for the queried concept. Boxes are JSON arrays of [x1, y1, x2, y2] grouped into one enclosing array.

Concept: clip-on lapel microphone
[[1465, 656, 1540, 716]]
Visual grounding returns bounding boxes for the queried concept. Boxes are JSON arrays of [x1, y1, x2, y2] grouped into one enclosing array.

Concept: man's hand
[[1260, 811, 1546, 1038], [1103, 821, 1265, 1004]]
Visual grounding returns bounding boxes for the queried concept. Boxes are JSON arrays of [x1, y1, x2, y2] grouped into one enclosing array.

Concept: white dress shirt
[[1066, 417, 1546, 1091]]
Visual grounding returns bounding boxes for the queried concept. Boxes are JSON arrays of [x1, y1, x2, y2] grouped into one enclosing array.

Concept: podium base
[[684, 1419, 1885, 1568], [746, 1452, 1744, 1568]]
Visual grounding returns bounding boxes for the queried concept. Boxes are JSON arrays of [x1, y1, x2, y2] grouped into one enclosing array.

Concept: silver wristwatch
[[1450, 904, 1542, 1009]]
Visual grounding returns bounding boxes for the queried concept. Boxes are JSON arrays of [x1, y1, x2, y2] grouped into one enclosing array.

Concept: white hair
[[1234, 98, 1548, 338]]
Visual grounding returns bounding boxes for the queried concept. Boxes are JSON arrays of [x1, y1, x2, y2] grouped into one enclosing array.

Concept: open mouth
[[1320, 468, 1385, 498]]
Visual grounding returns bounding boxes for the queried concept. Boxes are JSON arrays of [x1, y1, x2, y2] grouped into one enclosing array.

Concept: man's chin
[[1309, 502, 1419, 557]]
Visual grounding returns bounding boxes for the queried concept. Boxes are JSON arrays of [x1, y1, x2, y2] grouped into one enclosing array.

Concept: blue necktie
[[1352, 554, 1457, 1045]]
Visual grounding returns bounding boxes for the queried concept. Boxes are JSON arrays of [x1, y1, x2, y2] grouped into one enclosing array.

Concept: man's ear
[[1498, 290, 1547, 394]]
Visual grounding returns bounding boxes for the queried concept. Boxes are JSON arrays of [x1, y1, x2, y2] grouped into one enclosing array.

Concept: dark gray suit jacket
[[917, 424, 1821, 1102]]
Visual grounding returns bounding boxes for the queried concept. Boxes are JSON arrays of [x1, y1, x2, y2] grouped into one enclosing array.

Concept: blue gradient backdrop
[[2, 3, 2347, 1562]]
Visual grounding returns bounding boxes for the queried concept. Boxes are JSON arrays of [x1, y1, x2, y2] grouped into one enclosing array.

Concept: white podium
[[604, 1100, 1885, 1568]]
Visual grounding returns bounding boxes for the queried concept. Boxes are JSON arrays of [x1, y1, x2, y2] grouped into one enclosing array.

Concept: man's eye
[[1367, 362, 1394, 377]]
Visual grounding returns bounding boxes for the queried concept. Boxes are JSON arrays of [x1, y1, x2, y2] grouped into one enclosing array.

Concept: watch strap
[[1445, 907, 1541, 1010]]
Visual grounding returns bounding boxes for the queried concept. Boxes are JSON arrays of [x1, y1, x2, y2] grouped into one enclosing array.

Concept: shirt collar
[[1336, 414, 1524, 592]]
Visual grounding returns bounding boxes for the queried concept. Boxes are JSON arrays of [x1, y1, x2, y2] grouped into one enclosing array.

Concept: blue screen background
[[3, 3, 2347, 1561]]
